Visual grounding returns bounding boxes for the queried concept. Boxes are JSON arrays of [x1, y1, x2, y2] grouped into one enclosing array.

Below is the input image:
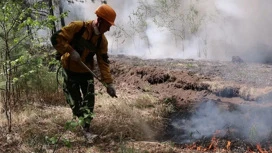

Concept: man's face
[[98, 18, 112, 34]]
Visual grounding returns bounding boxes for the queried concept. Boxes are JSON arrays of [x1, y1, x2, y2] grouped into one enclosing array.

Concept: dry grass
[[239, 86, 272, 101], [204, 80, 272, 101], [205, 80, 238, 92], [93, 92, 170, 141], [0, 103, 74, 152], [0, 86, 174, 152]]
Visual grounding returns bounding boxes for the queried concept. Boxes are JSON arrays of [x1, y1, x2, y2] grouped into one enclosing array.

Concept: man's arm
[[96, 35, 113, 84], [51, 21, 84, 55]]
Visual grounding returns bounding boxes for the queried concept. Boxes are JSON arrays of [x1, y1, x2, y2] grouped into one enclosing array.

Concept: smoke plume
[[60, 0, 272, 143], [61, 0, 272, 62], [170, 100, 272, 143]]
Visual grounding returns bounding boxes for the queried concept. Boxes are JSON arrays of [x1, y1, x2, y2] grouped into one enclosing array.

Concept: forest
[[1, 0, 272, 153]]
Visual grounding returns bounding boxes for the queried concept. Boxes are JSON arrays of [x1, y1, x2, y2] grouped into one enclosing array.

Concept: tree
[[49, 0, 57, 33], [0, 0, 59, 132]]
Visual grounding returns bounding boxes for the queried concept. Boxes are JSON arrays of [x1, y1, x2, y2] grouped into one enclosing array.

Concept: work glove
[[70, 50, 81, 63], [106, 83, 117, 98]]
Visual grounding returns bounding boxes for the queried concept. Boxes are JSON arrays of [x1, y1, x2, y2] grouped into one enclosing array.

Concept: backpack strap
[[71, 21, 103, 62], [73, 22, 86, 40], [70, 22, 86, 56], [96, 35, 102, 48], [85, 35, 102, 62], [51, 22, 88, 61]]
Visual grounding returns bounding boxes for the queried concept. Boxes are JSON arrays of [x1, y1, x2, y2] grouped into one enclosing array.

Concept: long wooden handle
[[79, 61, 106, 86]]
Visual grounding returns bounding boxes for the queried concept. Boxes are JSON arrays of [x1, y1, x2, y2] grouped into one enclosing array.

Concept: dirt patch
[[109, 55, 272, 152], [1, 55, 272, 153], [110, 55, 272, 105]]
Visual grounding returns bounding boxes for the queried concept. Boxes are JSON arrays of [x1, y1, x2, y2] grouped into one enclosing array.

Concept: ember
[[208, 136, 218, 150], [257, 144, 268, 153], [163, 100, 272, 152], [226, 141, 231, 150]]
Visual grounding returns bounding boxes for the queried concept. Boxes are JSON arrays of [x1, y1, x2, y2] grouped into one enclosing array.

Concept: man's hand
[[70, 50, 81, 62], [106, 83, 117, 98]]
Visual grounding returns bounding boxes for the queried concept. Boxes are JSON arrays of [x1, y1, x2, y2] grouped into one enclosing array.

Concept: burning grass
[[2, 56, 272, 152], [164, 100, 272, 152]]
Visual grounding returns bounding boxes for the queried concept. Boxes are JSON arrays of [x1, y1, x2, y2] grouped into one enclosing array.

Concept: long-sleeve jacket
[[51, 20, 113, 84]]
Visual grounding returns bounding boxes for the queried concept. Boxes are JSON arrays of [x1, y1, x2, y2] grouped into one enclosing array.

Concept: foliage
[[45, 108, 95, 152], [0, 0, 64, 132]]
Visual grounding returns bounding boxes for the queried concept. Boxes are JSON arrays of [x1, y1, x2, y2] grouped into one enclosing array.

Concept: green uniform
[[51, 20, 113, 129]]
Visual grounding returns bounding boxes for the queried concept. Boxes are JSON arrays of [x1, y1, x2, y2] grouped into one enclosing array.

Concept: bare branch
[[6, 15, 21, 36], [9, 35, 29, 53], [31, 9, 49, 17]]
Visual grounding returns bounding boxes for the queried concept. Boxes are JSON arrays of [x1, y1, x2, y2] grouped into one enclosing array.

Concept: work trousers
[[62, 69, 95, 128]]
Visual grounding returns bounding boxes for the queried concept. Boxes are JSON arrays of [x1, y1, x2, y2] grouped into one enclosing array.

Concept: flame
[[184, 130, 272, 152], [226, 141, 231, 150], [207, 130, 222, 151], [186, 142, 197, 150], [208, 135, 218, 150], [197, 146, 202, 151], [247, 147, 253, 153], [256, 144, 268, 153], [185, 135, 272, 152]]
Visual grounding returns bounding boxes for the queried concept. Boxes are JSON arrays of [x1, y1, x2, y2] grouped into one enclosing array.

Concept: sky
[[61, 0, 272, 62]]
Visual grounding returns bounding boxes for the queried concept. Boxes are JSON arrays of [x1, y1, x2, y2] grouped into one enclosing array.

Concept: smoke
[[210, 0, 272, 62], [59, 0, 272, 143], [170, 100, 272, 143], [60, 0, 99, 23], [61, 0, 272, 62]]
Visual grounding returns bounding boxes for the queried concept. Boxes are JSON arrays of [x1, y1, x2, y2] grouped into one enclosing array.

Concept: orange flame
[[186, 142, 197, 150], [247, 147, 253, 153], [226, 141, 231, 150], [208, 136, 218, 150], [197, 146, 202, 151], [256, 144, 268, 153]]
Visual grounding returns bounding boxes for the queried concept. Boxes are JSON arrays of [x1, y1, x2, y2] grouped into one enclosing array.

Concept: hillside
[[109, 55, 272, 152], [1, 55, 272, 153]]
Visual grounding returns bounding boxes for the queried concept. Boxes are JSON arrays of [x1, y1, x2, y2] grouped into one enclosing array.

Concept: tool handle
[[80, 61, 118, 98], [79, 61, 103, 83]]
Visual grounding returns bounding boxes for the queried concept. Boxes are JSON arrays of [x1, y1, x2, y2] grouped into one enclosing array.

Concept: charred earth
[[110, 55, 272, 152]]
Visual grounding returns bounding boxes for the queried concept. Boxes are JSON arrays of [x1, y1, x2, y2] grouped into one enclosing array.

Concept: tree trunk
[[49, 0, 57, 34], [59, 1, 66, 27], [3, 30, 12, 132]]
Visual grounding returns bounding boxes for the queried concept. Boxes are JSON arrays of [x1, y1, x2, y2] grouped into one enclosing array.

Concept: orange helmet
[[95, 4, 116, 25]]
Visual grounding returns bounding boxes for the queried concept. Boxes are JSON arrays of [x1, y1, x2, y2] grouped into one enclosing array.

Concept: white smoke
[[59, 0, 272, 143], [171, 101, 272, 143], [60, 0, 99, 23], [61, 0, 272, 62]]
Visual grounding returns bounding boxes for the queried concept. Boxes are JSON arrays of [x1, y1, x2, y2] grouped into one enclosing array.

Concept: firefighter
[[51, 4, 117, 141]]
